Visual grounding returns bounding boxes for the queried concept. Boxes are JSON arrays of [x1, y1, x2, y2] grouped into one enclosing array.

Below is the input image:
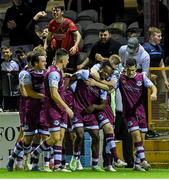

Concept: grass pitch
[[0, 168, 169, 179]]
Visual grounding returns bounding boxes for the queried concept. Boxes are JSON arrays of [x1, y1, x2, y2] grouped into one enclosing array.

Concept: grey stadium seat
[[64, 10, 77, 22], [77, 9, 98, 22], [84, 22, 106, 37]]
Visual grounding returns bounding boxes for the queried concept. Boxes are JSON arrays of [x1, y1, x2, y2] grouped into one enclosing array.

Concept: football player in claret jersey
[[119, 58, 157, 171], [69, 61, 124, 172], [7, 50, 48, 171], [31, 48, 73, 172]]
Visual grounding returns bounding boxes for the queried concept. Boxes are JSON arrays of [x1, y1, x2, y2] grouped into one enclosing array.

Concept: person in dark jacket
[[2, 0, 33, 48]]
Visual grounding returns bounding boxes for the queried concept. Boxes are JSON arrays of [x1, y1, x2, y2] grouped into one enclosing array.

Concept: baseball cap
[[126, 37, 139, 54]]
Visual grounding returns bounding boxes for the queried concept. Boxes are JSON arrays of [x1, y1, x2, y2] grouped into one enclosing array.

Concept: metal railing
[[148, 67, 169, 129]]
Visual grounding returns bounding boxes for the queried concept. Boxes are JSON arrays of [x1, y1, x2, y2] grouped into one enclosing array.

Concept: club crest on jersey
[[98, 114, 104, 120], [72, 117, 78, 123], [53, 120, 59, 126], [128, 121, 133, 127], [136, 81, 142, 86], [23, 125, 29, 131]]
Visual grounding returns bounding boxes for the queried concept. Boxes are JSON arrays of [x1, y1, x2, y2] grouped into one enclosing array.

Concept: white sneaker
[[64, 163, 69, 169], [77, 160, 83, 171], [104, 165, 116, 172], [133, 164, 146, 172], [53, 167, 72, 172], [140, 160, 151, 171], [114, 159, 127, 167], [60, 168, 72, 172]]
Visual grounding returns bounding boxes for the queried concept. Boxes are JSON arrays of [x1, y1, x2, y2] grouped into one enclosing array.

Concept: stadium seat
[[79, 38, 84, 51], [77, 9, 98, 22], [77, 52, 88, 65], [109, 28, 124, 37], [76, 9, 98, 33], [83, 34, 99, 55], [76, 23, 83, 35], [64, 10, 77, 22], [111, 35, 127, 45], [83, 22, 106, 37], [109, 22, 127, 34], [138, 36, 145, 45], [127, 21, 139, 29], [36, 11, 53, 30], [76, 20, 94, 34]]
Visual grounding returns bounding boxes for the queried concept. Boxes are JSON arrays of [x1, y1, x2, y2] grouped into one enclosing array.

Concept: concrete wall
[[0, 112, 20, 168]]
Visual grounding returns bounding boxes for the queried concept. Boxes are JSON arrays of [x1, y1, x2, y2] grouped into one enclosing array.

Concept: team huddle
[[6, 46, 157, 173]]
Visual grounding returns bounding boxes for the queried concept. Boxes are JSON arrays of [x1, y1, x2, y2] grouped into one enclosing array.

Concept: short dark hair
[[15, 47, 25, 55], [126, 58, 137, 67], [31, 52, 42, 66], [99, 27, 111, 33], [1, 46, 11, 51], [102, 61, 113, 70], [53, 48, 69, 63], [126, 27, 142, 38]]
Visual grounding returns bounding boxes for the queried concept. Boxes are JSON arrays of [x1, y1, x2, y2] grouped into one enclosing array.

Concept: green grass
[[0, 168, 169, 179]]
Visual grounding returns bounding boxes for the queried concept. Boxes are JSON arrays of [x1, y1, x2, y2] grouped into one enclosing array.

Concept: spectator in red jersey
[[44, 5, 81, 71]]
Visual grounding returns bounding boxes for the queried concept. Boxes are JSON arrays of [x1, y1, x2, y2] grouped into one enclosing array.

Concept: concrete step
[[116, 140, 169, 167], [152, 120, 169, 127], [145, 151, 169, 163], [150, 162, 169, 168], [149, 120, 169, 132], [151, 127, 169, 131], [144, 139, 169, 151], [144, 140, 169, 165]]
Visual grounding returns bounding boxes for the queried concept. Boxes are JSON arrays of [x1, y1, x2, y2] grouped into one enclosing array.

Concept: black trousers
[[114, 111, 134, 167], [2, 96, 19, 111]]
